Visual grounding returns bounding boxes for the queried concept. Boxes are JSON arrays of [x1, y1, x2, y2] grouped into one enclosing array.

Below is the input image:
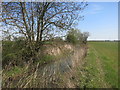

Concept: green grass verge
[[79, 46, 106, 88], [87, 42, 118, 88]]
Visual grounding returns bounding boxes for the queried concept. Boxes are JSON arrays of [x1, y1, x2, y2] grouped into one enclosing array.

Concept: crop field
[[81, 42, 118, 88]]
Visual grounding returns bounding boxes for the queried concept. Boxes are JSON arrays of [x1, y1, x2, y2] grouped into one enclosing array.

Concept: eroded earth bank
[[2, 44, 88, 88]]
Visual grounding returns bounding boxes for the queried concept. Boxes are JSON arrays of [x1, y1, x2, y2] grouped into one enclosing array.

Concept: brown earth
[[2, 44, 88, 88]]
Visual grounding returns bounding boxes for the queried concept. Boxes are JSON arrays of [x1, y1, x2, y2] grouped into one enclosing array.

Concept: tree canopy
[[66, 28, 90, 44], [2, 2, 87, 43]]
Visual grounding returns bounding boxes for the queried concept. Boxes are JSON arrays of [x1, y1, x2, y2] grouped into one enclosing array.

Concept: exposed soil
[[2, 44, 88, 88], [27, 45, 88, 88]]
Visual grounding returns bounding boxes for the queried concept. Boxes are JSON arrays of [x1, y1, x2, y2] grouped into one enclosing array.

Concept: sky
[[77, 2, 118, 40], [0, 2, 118, 41]]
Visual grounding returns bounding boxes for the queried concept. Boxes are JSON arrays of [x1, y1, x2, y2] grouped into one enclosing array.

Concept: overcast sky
[[77, 2, 118, 40]]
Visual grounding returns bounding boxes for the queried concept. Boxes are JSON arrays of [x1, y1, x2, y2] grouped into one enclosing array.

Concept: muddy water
[[35, 46, 87, 88]]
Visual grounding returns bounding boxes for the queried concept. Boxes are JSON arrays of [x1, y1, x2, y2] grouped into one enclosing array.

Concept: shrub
[[66, 34, 77, 44], [2, 40, 27, 68], [66, 29, 90, 44], [2, 53, 17, 67]]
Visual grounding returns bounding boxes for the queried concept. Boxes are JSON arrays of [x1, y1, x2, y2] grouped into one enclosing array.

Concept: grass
[[3, 66, 24, 77], [79, 45, 106, 88], [36, 55, 55, 65], [2, 41, 118, 88], [81, 41, 118, 88]]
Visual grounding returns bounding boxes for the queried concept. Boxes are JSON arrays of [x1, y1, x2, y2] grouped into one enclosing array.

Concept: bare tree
[[2, 2, 87, 49]]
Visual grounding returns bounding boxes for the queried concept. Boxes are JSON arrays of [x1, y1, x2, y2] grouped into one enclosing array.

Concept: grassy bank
[[80, 42, 118, 88]]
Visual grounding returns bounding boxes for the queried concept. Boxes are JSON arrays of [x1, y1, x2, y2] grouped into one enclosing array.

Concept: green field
[[81, 42, 118, 88]]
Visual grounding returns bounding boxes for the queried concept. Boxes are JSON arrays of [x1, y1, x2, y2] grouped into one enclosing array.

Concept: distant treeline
[[88, 40, 120, 42]]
